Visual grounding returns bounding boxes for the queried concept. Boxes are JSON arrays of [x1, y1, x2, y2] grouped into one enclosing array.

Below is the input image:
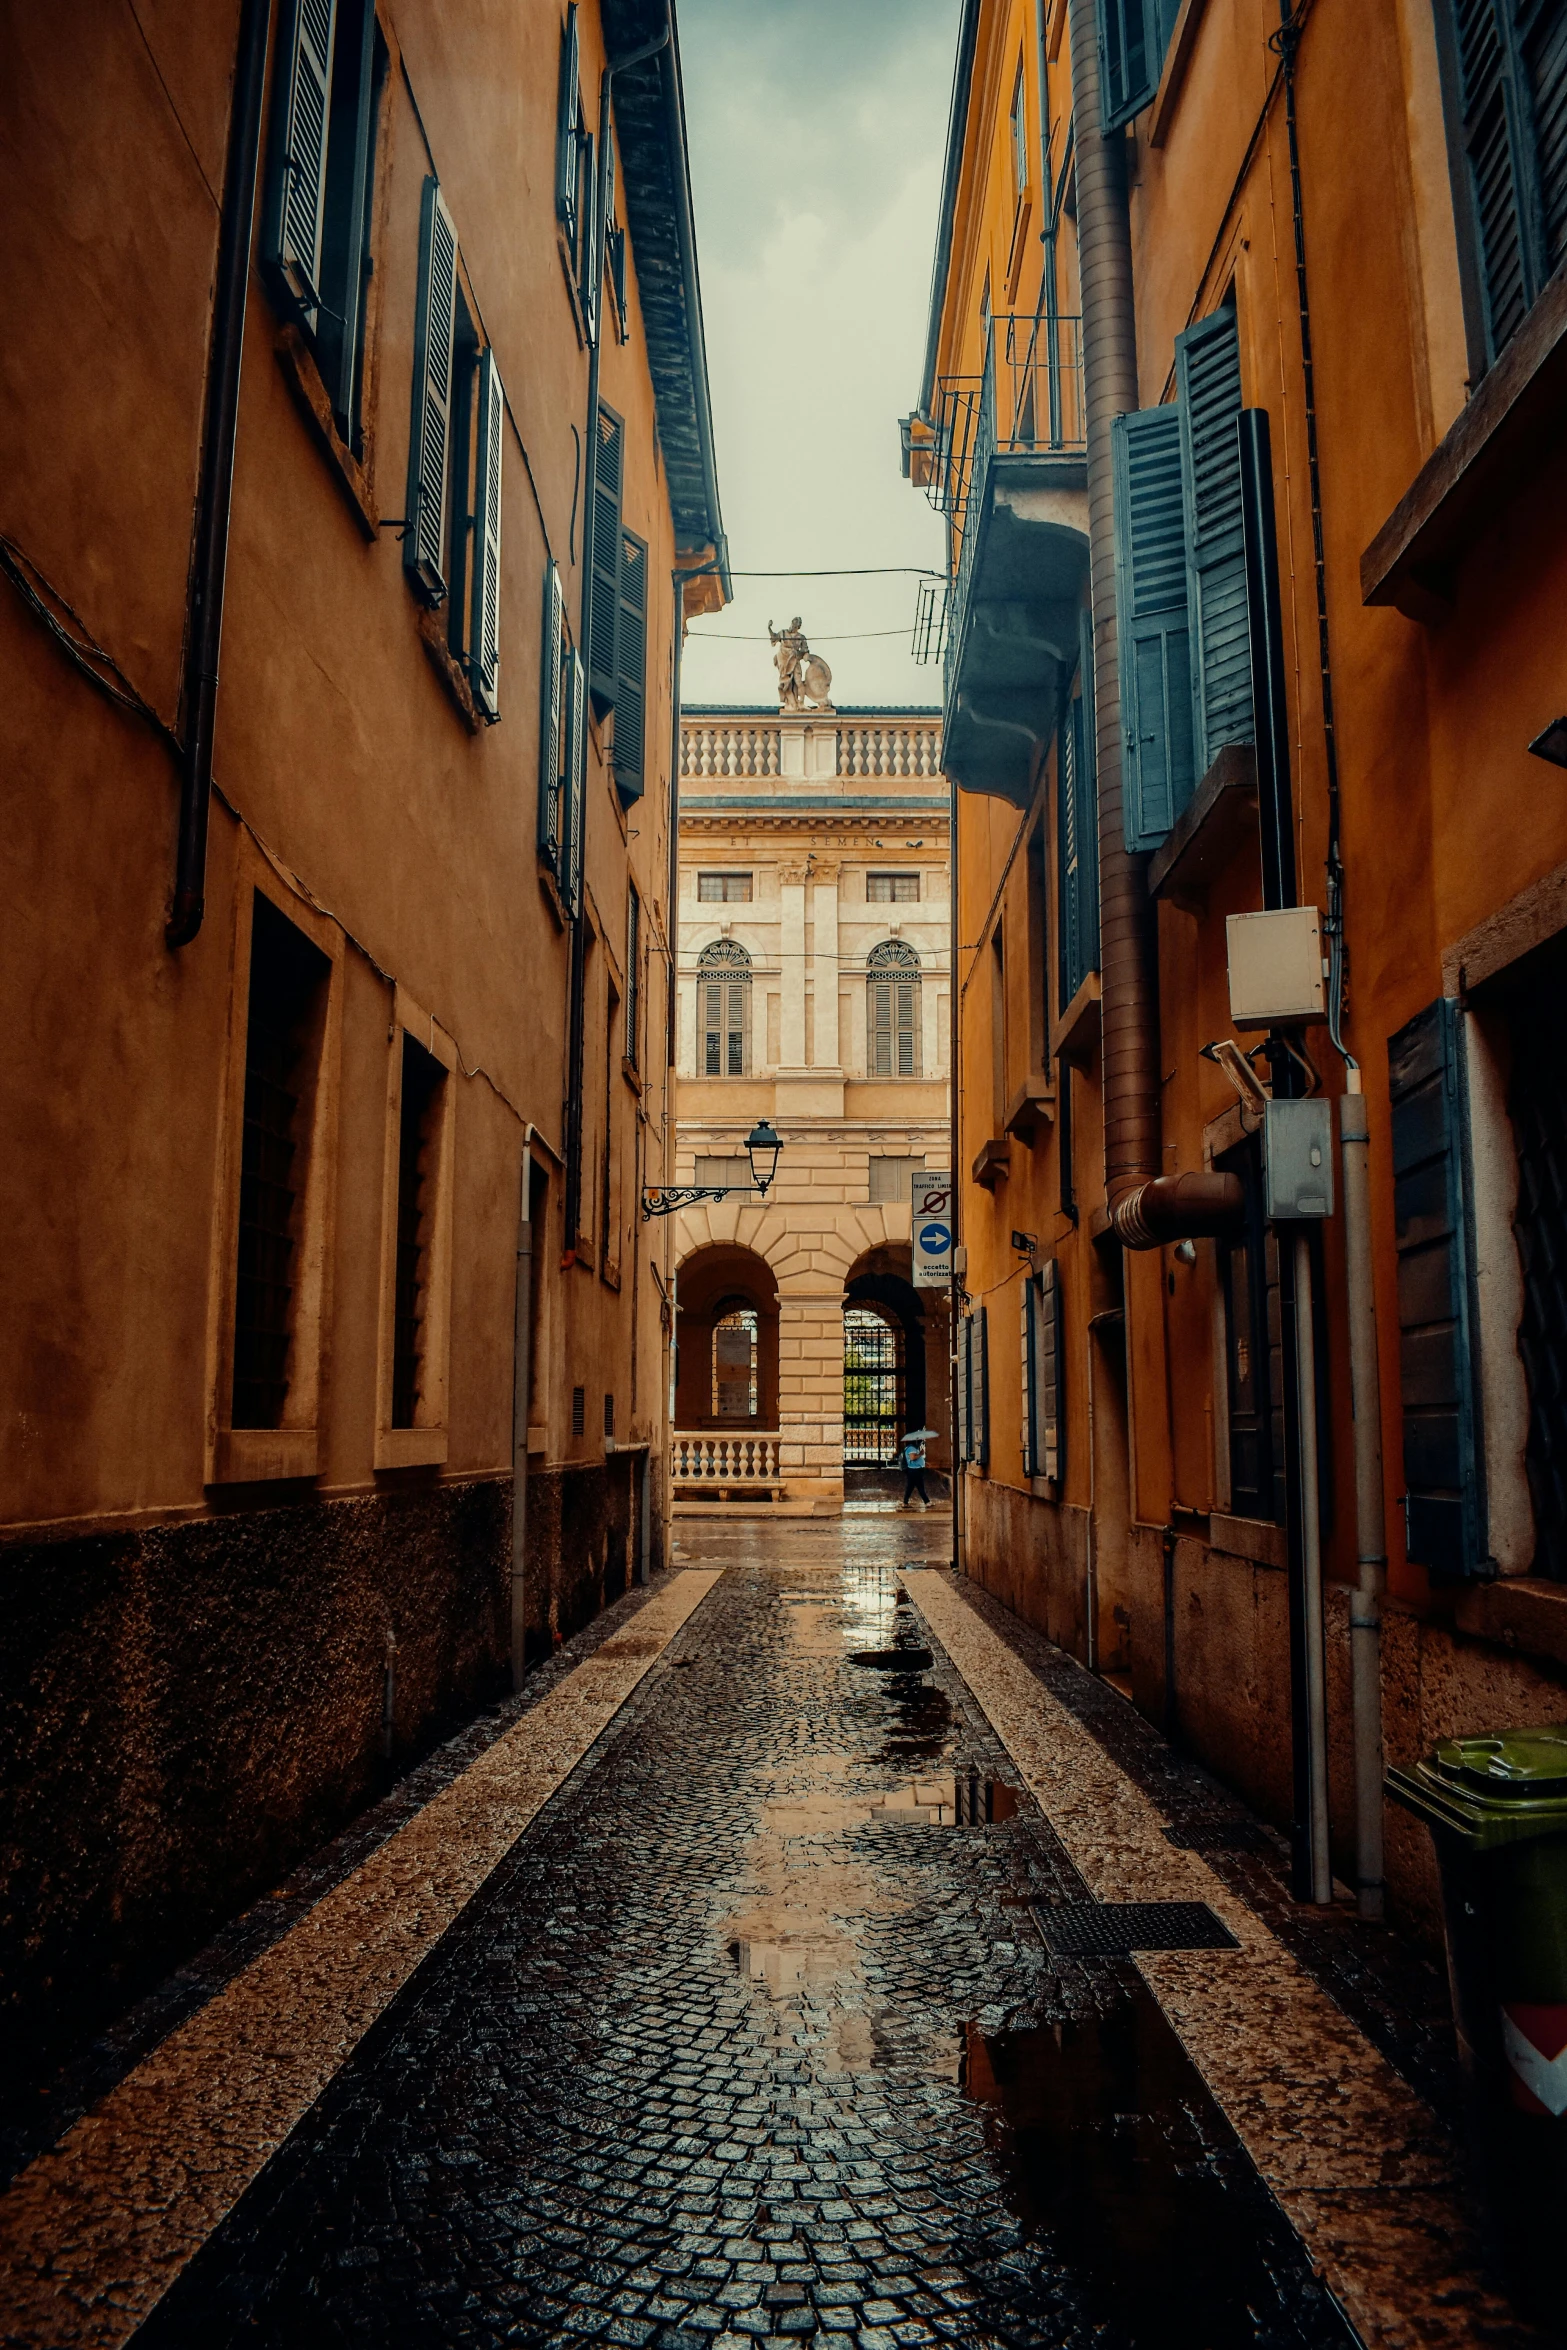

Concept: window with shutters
[[538, 562, 585, 912], [1388, 998, 1487, 1581], [1217, 1137, 1286, 1526], [1439, 0, 1567, 370], [1057, 620, 1099, 1008], [1176, 302, 1253, 781], [1021, 1262, 1063, 1482], [698, 941, 752, 1077], [1011, 57, 1030, 196], [262, 0, 388, 450], [556, 5, 595, 309], [625, 886, 641, 1071], [867, 941, 922, 1077], [588, 404, 625, 720], [1096, 0, 1183, 130], [714, 1304, 760, 1418], [698, 873, 752, 902], [1112, 403, 1195, 850], [868, 1157, 926, 1204], [866, 872, 919, 902], [613, 529, 649, 801], [376, 1000, 457, 1469], [958, 1309, 990, 1467]]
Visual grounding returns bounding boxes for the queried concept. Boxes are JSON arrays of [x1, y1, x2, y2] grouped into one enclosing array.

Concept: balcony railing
[[672, 1430, 784, 1489], [680, 720, 943, 780]]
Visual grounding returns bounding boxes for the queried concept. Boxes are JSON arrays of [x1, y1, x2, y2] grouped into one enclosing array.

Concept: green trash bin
[[1389, 1725, 1567, 2321]]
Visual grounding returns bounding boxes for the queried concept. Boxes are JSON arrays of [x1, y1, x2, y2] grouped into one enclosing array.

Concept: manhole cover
[[1031, 1901, 1240, 1956]]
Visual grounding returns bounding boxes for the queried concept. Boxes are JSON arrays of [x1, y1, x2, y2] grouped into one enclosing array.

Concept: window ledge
[[1362, 257, 1567, 622], [274, 327, 377, 541], [622, 1055, 643, 1094], [1148, 743, 1258, 912], [1147, 0, 1213, 150], [1210, 1511, 1286, 1570], [1454, 1575, 1567, 1670], [1004, 1074, 1056, 1139], [210, 1427, 319, 1484], [538, 860, 570, 929], [416, 606, 482, 734], [375, 1427, 448, 1471], [1051, 970, 1101, 1067], [972, 1136, 1012, 1189]]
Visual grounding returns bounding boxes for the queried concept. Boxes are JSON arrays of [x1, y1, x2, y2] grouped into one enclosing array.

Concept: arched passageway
[[842, 1243, 950, 1485]]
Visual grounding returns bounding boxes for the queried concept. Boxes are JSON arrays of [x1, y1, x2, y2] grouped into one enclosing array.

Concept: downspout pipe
[[167, 0, 273, 948], [564, 14, 673, 1251], [1064, 2, 1169, 1252], [511, 1127, 536, 1692], [1340, 1074, 1387, 1919]]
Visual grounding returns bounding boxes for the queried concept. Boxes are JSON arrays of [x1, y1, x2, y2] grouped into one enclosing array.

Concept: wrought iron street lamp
[[641, 1119, 784, 1220]]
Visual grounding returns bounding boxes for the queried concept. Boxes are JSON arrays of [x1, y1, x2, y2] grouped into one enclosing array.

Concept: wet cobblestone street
[[127, 1521, 1353, 2350]]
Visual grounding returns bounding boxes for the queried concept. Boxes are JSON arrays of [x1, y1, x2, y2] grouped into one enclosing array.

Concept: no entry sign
[[912, 1171, 953, 1289]]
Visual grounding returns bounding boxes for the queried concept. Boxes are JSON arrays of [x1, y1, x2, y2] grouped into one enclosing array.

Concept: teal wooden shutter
[[1447, 0, 1567, 362], [1021, 1280, 1040, 1476], [1524, 0, 1567, 282], [263, 0, 338, 332], [614, 529, 648, 801], [317, 0, 378, 428], [1021, 1264, 1063, 1481], [538, 563, 564, 866], [588, 405, 623, 715], [1113, 405, 1194, 851], [974, 1306, 990, 1468], [470, 349, 504, 722], [405, 178, 458, 606], [1097, 0, 1181, 129], [564, 646, 587, 916], [1176, 306, 1253, 778], [556, 4, 581, 233], [1058, 618, 1100, 1007], [1388, 998, 1486, 1583], [957, 1317, 972, 1460]]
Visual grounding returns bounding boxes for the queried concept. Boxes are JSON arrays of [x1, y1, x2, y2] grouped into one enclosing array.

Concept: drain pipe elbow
[[1110, 1172, 1246, 1250]]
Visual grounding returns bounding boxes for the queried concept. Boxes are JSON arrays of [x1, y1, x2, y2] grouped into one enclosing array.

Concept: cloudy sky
[[675, 0, 959, 712]]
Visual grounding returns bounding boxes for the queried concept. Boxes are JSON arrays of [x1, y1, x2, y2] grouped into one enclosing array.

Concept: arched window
[[867, 940, 921, 1077], [712, 1298, 758, 1418], [843, 1306, 904, 1462], [698, 941, 751, 1077]]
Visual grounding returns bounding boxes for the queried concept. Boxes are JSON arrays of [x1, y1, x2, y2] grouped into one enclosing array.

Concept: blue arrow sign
[[918, 1222, 951, 1256]]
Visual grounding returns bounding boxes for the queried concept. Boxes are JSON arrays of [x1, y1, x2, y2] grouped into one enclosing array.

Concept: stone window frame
[[373, 988, 458, 1470]]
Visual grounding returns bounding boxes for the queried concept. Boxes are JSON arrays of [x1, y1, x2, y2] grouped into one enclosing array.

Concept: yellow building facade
[[673, 700, 952, 1513]]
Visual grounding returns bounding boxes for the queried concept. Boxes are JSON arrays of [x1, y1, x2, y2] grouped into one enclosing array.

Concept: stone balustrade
[[679, 720, 943, 782], [671, 1431, 784, 1491]]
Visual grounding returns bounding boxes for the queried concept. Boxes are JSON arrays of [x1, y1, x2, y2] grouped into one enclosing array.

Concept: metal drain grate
[[1162, 1821, 1268, 1853], [1031, 1901, 1240, 1956]]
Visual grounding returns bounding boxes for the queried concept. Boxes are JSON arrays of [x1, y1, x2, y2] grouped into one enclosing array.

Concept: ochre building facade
[[673, 704, 952, 1512], [911, 0, 1567, 1936], [0, 0, 725, 2088]]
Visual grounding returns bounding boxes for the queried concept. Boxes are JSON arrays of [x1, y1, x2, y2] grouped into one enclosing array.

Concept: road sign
[[913, 1171, 953, 1288]]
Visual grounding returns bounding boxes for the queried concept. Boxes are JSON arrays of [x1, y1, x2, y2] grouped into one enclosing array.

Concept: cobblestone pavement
[[125, 1518, 1354, 2350]]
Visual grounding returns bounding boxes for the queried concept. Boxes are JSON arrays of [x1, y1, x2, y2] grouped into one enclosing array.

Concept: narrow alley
[[0, 1522, 1533, 2348]]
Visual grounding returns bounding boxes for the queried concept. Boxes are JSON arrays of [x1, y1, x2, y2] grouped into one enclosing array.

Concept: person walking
[[897, 1428, 930, 1510]]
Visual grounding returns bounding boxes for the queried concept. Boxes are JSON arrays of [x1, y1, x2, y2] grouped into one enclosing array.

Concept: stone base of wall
[[0, 1460, 650, 2108], [962, 1484, 1567, 1949]]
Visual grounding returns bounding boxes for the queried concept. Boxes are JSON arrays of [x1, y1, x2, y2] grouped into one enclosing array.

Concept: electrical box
[[1263, 1098, 1334, 1220], [1226, 906, 1326, 1029]]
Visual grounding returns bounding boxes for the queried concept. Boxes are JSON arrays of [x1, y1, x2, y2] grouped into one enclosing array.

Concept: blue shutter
[[588, 405, 623, 715], [1098, 0, 1151, 128], [974, 1306, 990, 1468], [405, 178, 458, 607], [538, 564, 564, 867], [1112, 405, 1195, 852], [1176, 306, 1253, 778], [556, 5, 581, 233], [263, 0, 338, 332], [470, 349, 504, 722], [1058, 613, 1100, 1008], [614, 529, 648, 801], [1039, 1258, 1062, 1482], [1388, 998, 1487, 1583], [564, 646, 587, 917]]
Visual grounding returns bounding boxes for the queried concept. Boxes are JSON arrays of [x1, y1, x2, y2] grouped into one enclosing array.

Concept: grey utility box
[[1263, 1098, 1334, 1220]]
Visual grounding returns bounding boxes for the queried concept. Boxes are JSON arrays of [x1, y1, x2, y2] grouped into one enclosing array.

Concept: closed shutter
[[1176, 306, 1253, 779], [896, 976, 918, 1075], [870, 978, 893, 1075], [1388, 998, 1486, 1583], [615, 529, 648, 801], [1058, 612, 1100, 1008], [1523, 0, 1567, 277], [556, 4, 581, 232], [1112, 405, 1195, 852], [470, 349, 504, 722], [405, 178, 458, 606], [563, 647, 586, 917], [1039, 1259, 1062, 1482], [973, 1306, 990, 1468], [588, 405, 623, 715], [538, 563, 565, 866], [957, 1317, 973, 1461], [263, 0, 338, 333], [1454, 0, 1534, 357], [1021, 1280, 1039, 1476]]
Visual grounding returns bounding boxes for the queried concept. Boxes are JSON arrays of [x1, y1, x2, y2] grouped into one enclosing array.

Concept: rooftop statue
[[768, 616, 833, 713]]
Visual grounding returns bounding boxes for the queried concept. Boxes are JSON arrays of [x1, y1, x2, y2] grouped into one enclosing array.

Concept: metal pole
[[510, 1133, 535, 1692], [1339, 1074, 1387, 1918], [1294, 1231, 1332, 1904]]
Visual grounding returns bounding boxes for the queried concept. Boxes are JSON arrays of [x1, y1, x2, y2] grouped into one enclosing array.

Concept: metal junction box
[[1226, 906, 1327, 1029], [1263, 1097, 1334, 1220]]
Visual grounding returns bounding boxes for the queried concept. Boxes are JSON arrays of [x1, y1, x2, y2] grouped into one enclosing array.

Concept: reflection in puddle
[[850, 1646, 935, 1672], [879, 1672, 953, 1763], [732, 1937, 847, 1995], [963, 2001, 1353, 2348]]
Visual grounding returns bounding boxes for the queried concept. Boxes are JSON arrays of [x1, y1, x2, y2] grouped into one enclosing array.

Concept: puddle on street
[[963, 1994, 1353, 2347], [850, 1645, 935, 1671]]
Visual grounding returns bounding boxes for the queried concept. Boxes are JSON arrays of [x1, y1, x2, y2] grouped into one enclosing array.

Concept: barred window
[[867, 940, 922, 1077], [699, 940, 752, 1077]]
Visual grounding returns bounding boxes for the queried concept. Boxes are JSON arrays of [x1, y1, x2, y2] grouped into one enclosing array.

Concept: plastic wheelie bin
[[1389, 1725, 1567, 2324]]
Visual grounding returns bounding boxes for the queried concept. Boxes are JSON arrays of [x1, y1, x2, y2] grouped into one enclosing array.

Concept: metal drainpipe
[[564, 14, 673, 1252], [511, 1126, 536, 1692], [1339, 1073, 1387, 1919], [167, 0, 273, 948], [1065, 1, 1159, 1246]]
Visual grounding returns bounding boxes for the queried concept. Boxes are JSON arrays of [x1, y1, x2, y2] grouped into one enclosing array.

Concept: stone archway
[[674, 1243, 780, 1432], [843, 1242, 951, 1487]]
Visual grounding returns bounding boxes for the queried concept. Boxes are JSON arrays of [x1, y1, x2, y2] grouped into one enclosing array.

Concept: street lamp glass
[[745, 1119, 782, 1194]]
